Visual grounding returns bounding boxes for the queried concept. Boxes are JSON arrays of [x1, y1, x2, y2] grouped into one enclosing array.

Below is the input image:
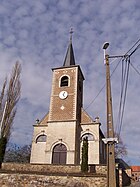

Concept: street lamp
[[103, 42, 109, 50], [102, 42, 117, 187], [103, 42, 109, 65]]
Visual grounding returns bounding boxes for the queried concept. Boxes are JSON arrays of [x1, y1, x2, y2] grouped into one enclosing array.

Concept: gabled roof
[[116, 158, 131, 169], [131, 166, 140, 172], [36, 113, 49, 125], [63, 39, 75, 67], [37, 109, 100, 126], [81, 108, 95, 124]]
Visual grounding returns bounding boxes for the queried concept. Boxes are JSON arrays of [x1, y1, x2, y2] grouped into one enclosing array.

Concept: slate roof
[[38, 108, 97, 126], [81, 108, 95, 124], [63, 39, 75, 67], [116, 158, 131, 169]]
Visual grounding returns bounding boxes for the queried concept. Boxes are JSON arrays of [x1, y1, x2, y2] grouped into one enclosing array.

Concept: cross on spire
[[69, 28, 74, 42], [63, 28, 75, 67]]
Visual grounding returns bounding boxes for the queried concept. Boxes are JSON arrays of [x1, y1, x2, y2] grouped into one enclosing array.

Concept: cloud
[[0, 0, 139, 165]]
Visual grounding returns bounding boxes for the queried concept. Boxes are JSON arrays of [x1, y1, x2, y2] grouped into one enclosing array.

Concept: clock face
[[59, 91, 68, 99]]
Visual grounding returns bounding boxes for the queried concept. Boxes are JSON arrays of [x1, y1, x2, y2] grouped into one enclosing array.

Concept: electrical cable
[[84, 83, 105, 110], [85, 58, 121, 111], [125, 39, 140, 55], [116, 58, 128, 133], [85, 39, 140, 137], [115, 59, 124, 133], [129, 44, 140, 57], [116, 39, 140, 137], [118, 57, 130, 137], [130, 63, 140, 76], [85, 39, 140, 111]]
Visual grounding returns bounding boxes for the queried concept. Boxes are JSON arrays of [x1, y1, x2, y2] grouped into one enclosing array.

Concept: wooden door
[[52, 144, 67, 164]]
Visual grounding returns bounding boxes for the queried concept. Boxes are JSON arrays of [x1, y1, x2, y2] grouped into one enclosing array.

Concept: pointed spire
[[63, 28, 75, 67]]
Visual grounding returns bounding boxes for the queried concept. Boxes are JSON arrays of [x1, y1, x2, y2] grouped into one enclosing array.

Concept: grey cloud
[[0, 0, 139, 165]]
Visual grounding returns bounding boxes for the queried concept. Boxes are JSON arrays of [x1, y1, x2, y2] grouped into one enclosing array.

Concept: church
[[30, 36, 106, 165]]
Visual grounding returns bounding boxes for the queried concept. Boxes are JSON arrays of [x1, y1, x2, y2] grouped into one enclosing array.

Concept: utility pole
[[102, 42, 118, 187], [102, 40, 140, 187], [105, 53, 116, 187]]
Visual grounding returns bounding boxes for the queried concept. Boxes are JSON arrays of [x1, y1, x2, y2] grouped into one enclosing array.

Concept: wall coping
[[1, 163, 107, 175]]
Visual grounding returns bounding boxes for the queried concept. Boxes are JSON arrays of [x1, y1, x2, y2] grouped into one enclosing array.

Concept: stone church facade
[[30, 38, 106, 165]]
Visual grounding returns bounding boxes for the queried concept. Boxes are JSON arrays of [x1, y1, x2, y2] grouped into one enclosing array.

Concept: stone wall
[[2, 163, 81, 174], [0, 163, 132, 186], [0, 163, 107, 187], [0, 173, 107, 187], [92, 165, 107, 174], [2, 163, 107, 175]]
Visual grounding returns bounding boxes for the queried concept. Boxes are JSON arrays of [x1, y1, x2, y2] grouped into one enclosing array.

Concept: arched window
[[81, 133, 94, 141], [36, 134, 47, 143], [60, 76, 69, 87]]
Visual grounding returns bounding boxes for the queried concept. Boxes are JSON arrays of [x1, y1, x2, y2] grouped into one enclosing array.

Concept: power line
[[116, 39, 140, 137], [116, 57, 129, 133], [84, 83, 105, 110], [125, 39, 140, 55], [85, 58, 121, 111], [129, 44, 140, 57], [85, 39, 140, 136], [117, 57, 130, 137], [85, 39, 140, 111], [130, 63, 140, 76], [115, 59, 125, 133]]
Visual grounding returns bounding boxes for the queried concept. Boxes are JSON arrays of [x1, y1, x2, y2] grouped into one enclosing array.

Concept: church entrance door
[[52, 143, 67, 164]]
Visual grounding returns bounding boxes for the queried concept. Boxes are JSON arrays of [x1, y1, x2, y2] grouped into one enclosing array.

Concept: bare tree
[[4, 144, 31, 163], [0, 62, 21, 139], [104, 131, 127, 159], [115, 133, 127, 159], [0, 62, 21, 164]]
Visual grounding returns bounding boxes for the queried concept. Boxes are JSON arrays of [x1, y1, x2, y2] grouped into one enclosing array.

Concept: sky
[[0, 0, 139, 165]]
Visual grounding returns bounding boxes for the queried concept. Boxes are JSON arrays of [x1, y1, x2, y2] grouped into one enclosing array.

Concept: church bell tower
[[30, 35, 106, 166], [30, 35, 85, 165], [49, 39, 84, 123], [47, 36, 84, 164]]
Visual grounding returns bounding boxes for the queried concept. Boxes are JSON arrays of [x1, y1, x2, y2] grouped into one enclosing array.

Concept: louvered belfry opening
[[60, 76, 69, 87]]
